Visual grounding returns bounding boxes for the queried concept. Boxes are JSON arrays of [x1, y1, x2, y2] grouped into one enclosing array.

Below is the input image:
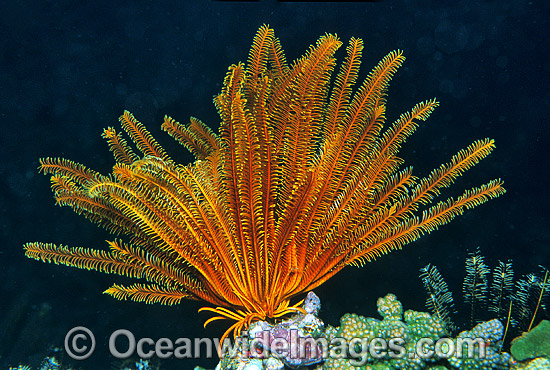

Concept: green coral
[[322, 294, 513, 370], [447, 319, 512, 370], [510, 320, 550, 361], [324, 293, 447, 370]]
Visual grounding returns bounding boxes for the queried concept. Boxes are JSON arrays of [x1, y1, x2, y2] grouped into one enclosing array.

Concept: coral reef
[[323, 294, 514, 370], [210, 293, 517, 370], [15, 294, 550, 370], [324, 294, 445, 369], [447, 319, 512, 370]]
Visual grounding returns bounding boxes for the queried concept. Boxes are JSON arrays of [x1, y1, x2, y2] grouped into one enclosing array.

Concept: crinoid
[[25, 25, 505, 344]]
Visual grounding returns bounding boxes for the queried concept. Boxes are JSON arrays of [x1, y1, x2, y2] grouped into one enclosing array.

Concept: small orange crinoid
[[25, 25, 504, 345]]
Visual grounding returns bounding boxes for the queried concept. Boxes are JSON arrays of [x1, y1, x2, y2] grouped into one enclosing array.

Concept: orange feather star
[[24, 25, 505, 344]]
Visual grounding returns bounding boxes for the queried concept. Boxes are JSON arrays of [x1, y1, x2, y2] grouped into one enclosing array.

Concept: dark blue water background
[[1, 1, 548, 369]]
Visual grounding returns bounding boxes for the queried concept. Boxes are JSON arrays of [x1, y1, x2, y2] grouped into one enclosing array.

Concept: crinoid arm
[[420, 264, 456, 333], [199, 299, 305, 353], [489, 260, 514, 321], [463, 247, 490, 327]]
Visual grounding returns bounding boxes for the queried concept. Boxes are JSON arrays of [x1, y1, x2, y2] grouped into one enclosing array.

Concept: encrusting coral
[[322, 294, 514, 370], [510, 320, 550, 361], [448, 319, 513, 370]]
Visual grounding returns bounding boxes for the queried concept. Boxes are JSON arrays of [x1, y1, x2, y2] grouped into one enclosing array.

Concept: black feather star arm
[[489, 259, 514, 321], [463, 247, 490, 327], [420, 263, 456, 334]]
